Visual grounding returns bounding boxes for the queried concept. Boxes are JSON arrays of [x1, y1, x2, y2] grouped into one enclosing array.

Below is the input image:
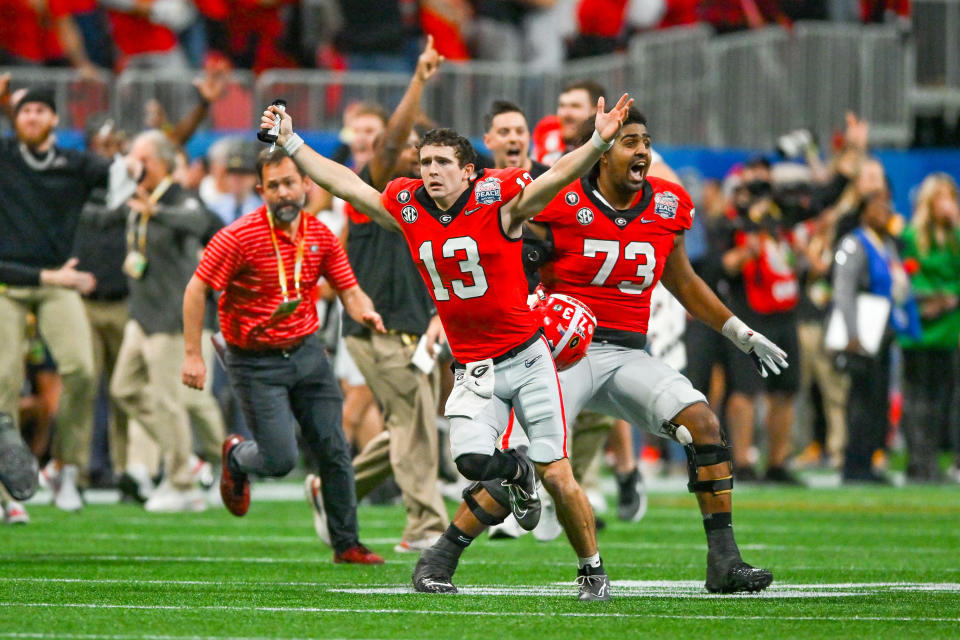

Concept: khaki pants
[[84, 299, 135, 472], [797, 321, 849, 461], [0, 285, 94, 471], [110, 320, 193, 489], [346, 333, 448, 542]]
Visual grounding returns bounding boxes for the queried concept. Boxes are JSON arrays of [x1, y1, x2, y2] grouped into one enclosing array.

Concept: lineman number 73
[[583, 239, 656, 295]]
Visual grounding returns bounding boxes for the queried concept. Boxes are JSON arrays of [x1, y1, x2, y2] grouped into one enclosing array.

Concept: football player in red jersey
[[261, 94, 632, 601], [425, 108, 787, 594], [536, 108, 787, 593]]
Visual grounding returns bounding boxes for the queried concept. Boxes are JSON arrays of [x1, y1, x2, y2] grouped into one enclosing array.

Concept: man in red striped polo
[[181, 148, 386, 564]]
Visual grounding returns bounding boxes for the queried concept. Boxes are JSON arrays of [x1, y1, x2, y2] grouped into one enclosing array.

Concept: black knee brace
[[455, 453, 494, 481], [683, 443, 733, 495], [461, 480, 510, 527]]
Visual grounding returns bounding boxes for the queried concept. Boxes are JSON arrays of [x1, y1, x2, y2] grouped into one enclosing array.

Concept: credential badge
[[654, 191, 679, 219]]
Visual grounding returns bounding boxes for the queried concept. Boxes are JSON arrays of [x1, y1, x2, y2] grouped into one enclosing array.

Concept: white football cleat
[[3, 500, 29, 525], [488, 515, 526, 539], [144, 482, 207, 513], [532, 492, 563, 542]]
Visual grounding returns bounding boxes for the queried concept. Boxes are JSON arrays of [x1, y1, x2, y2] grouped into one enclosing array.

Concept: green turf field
[[2, 483, 958, 640]]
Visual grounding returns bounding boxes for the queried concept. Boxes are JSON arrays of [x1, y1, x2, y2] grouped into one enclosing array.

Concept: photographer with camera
[[720, 157, 804, 484]]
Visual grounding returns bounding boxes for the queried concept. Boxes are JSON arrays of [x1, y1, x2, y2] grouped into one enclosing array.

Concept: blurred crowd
[[1, 47, 958, 530], [0, 0, 912, 75]]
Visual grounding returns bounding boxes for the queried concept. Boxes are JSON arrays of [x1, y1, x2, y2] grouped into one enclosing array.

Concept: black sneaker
[[502, 448, 541, 530], [616, 468, 648, 522], [412, 543, 460, 594], [763, 466, 803, 486], [705, 559, 773, 593], [576, 564, 611, 601], [0, 413, 38, 501]]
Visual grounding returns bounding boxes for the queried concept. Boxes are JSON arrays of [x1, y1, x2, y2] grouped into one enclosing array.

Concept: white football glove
[[722, 316, 789, 378]]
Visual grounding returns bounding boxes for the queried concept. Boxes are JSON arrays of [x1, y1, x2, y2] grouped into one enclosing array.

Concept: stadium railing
[[0, 20, 935, 148]]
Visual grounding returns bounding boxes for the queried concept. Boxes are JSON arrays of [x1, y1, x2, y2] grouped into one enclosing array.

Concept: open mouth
[[427, 181, 443, 190], [628, 159, 647, 181]]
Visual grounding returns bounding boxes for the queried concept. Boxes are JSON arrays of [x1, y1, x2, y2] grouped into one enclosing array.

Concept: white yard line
[[0, 601, 956, 623]]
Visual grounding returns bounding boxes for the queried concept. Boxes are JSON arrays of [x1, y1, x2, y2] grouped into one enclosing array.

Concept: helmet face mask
[[535, 292, 597, 370]]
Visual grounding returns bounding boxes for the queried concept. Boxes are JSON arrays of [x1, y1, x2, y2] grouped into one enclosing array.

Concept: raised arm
[[502, 93, 632, 233], [168, 65, 228, 147], [264, 106, 400, 232], [367, 36, 443, 189]]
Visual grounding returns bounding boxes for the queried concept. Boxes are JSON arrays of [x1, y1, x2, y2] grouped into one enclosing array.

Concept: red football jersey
[[381, 168, 539, 362], [537, 176, 694, 334]]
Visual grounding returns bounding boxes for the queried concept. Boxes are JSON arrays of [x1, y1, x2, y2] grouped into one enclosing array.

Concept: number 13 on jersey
[[418, 236, 489, 301]]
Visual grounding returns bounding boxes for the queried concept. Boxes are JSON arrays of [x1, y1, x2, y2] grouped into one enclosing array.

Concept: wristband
[[591, 129, 614, 152], [283, 133, 304, 157]]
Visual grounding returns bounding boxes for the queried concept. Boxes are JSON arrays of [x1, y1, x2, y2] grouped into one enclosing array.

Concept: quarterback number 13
[[583, 239, 656, 294], [418, 237, 489, 301]]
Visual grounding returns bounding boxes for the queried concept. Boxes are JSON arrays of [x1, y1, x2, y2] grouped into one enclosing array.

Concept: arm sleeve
[[194, 227, 243, 292], [0, 261, 42, 286], [495, 167, 532, 202], [319, 228, 359, 292], [832, 235, 866, 341]]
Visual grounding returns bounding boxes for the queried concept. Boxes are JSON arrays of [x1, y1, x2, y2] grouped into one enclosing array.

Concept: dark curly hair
[[417, 128, 477, 168]]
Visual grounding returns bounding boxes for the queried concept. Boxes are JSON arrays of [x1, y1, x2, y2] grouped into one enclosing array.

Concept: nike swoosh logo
[[465, 206, 482, 215], [524, 355, 543, 368], [640, 217, 657, 224]]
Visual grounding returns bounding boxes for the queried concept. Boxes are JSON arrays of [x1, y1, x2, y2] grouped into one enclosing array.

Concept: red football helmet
[[535, 291, 597, 371]]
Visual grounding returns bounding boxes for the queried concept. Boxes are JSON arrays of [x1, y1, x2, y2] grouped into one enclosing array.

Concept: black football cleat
[[706, 560, 773, 594], [412, 555, 458, 594], [502, 448, 541, 530]]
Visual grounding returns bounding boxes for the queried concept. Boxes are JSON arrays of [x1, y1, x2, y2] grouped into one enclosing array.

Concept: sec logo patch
[[576, 207, 594, 225], [401, 206, 418, 223]]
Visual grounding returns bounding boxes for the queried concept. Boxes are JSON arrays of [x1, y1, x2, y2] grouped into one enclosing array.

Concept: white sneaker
[[394, 534, 441, 553], [144, 484, 207, 513], [532, 492, 563, 542], [119, 463, 155, 503], [54, 465, 83, 512], [2, 500, 29, 524], [488, 515, 526, 539], [304, 474, 331, 546], [190, 455, 216, 490]]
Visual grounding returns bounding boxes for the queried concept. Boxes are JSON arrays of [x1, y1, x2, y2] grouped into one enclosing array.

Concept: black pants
[[841, 340, 892, 481], [225, 333, 359, 552], [902, 348, 955, 480]]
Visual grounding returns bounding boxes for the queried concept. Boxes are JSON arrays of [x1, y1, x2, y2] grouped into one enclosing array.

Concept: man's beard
[[16, 123, 54, 148], [269, 196, 305, 223]]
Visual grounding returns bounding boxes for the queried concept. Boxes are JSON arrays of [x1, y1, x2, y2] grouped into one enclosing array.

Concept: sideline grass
[[1, 484, 958, 639]]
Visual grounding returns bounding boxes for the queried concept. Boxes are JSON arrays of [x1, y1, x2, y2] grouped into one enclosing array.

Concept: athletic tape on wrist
[[283, 133, 304, 157], [591, 129, 613, 151]]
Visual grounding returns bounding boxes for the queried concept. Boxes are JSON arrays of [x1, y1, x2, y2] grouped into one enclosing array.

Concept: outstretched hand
[[415, 35, 444, 83], [262, 105, 294, 145], [594, 93, 633, 143]]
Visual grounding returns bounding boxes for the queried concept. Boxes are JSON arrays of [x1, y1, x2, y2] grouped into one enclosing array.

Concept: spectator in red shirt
[[181, 147, 386, 565], [0, 0, 101, 77]]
